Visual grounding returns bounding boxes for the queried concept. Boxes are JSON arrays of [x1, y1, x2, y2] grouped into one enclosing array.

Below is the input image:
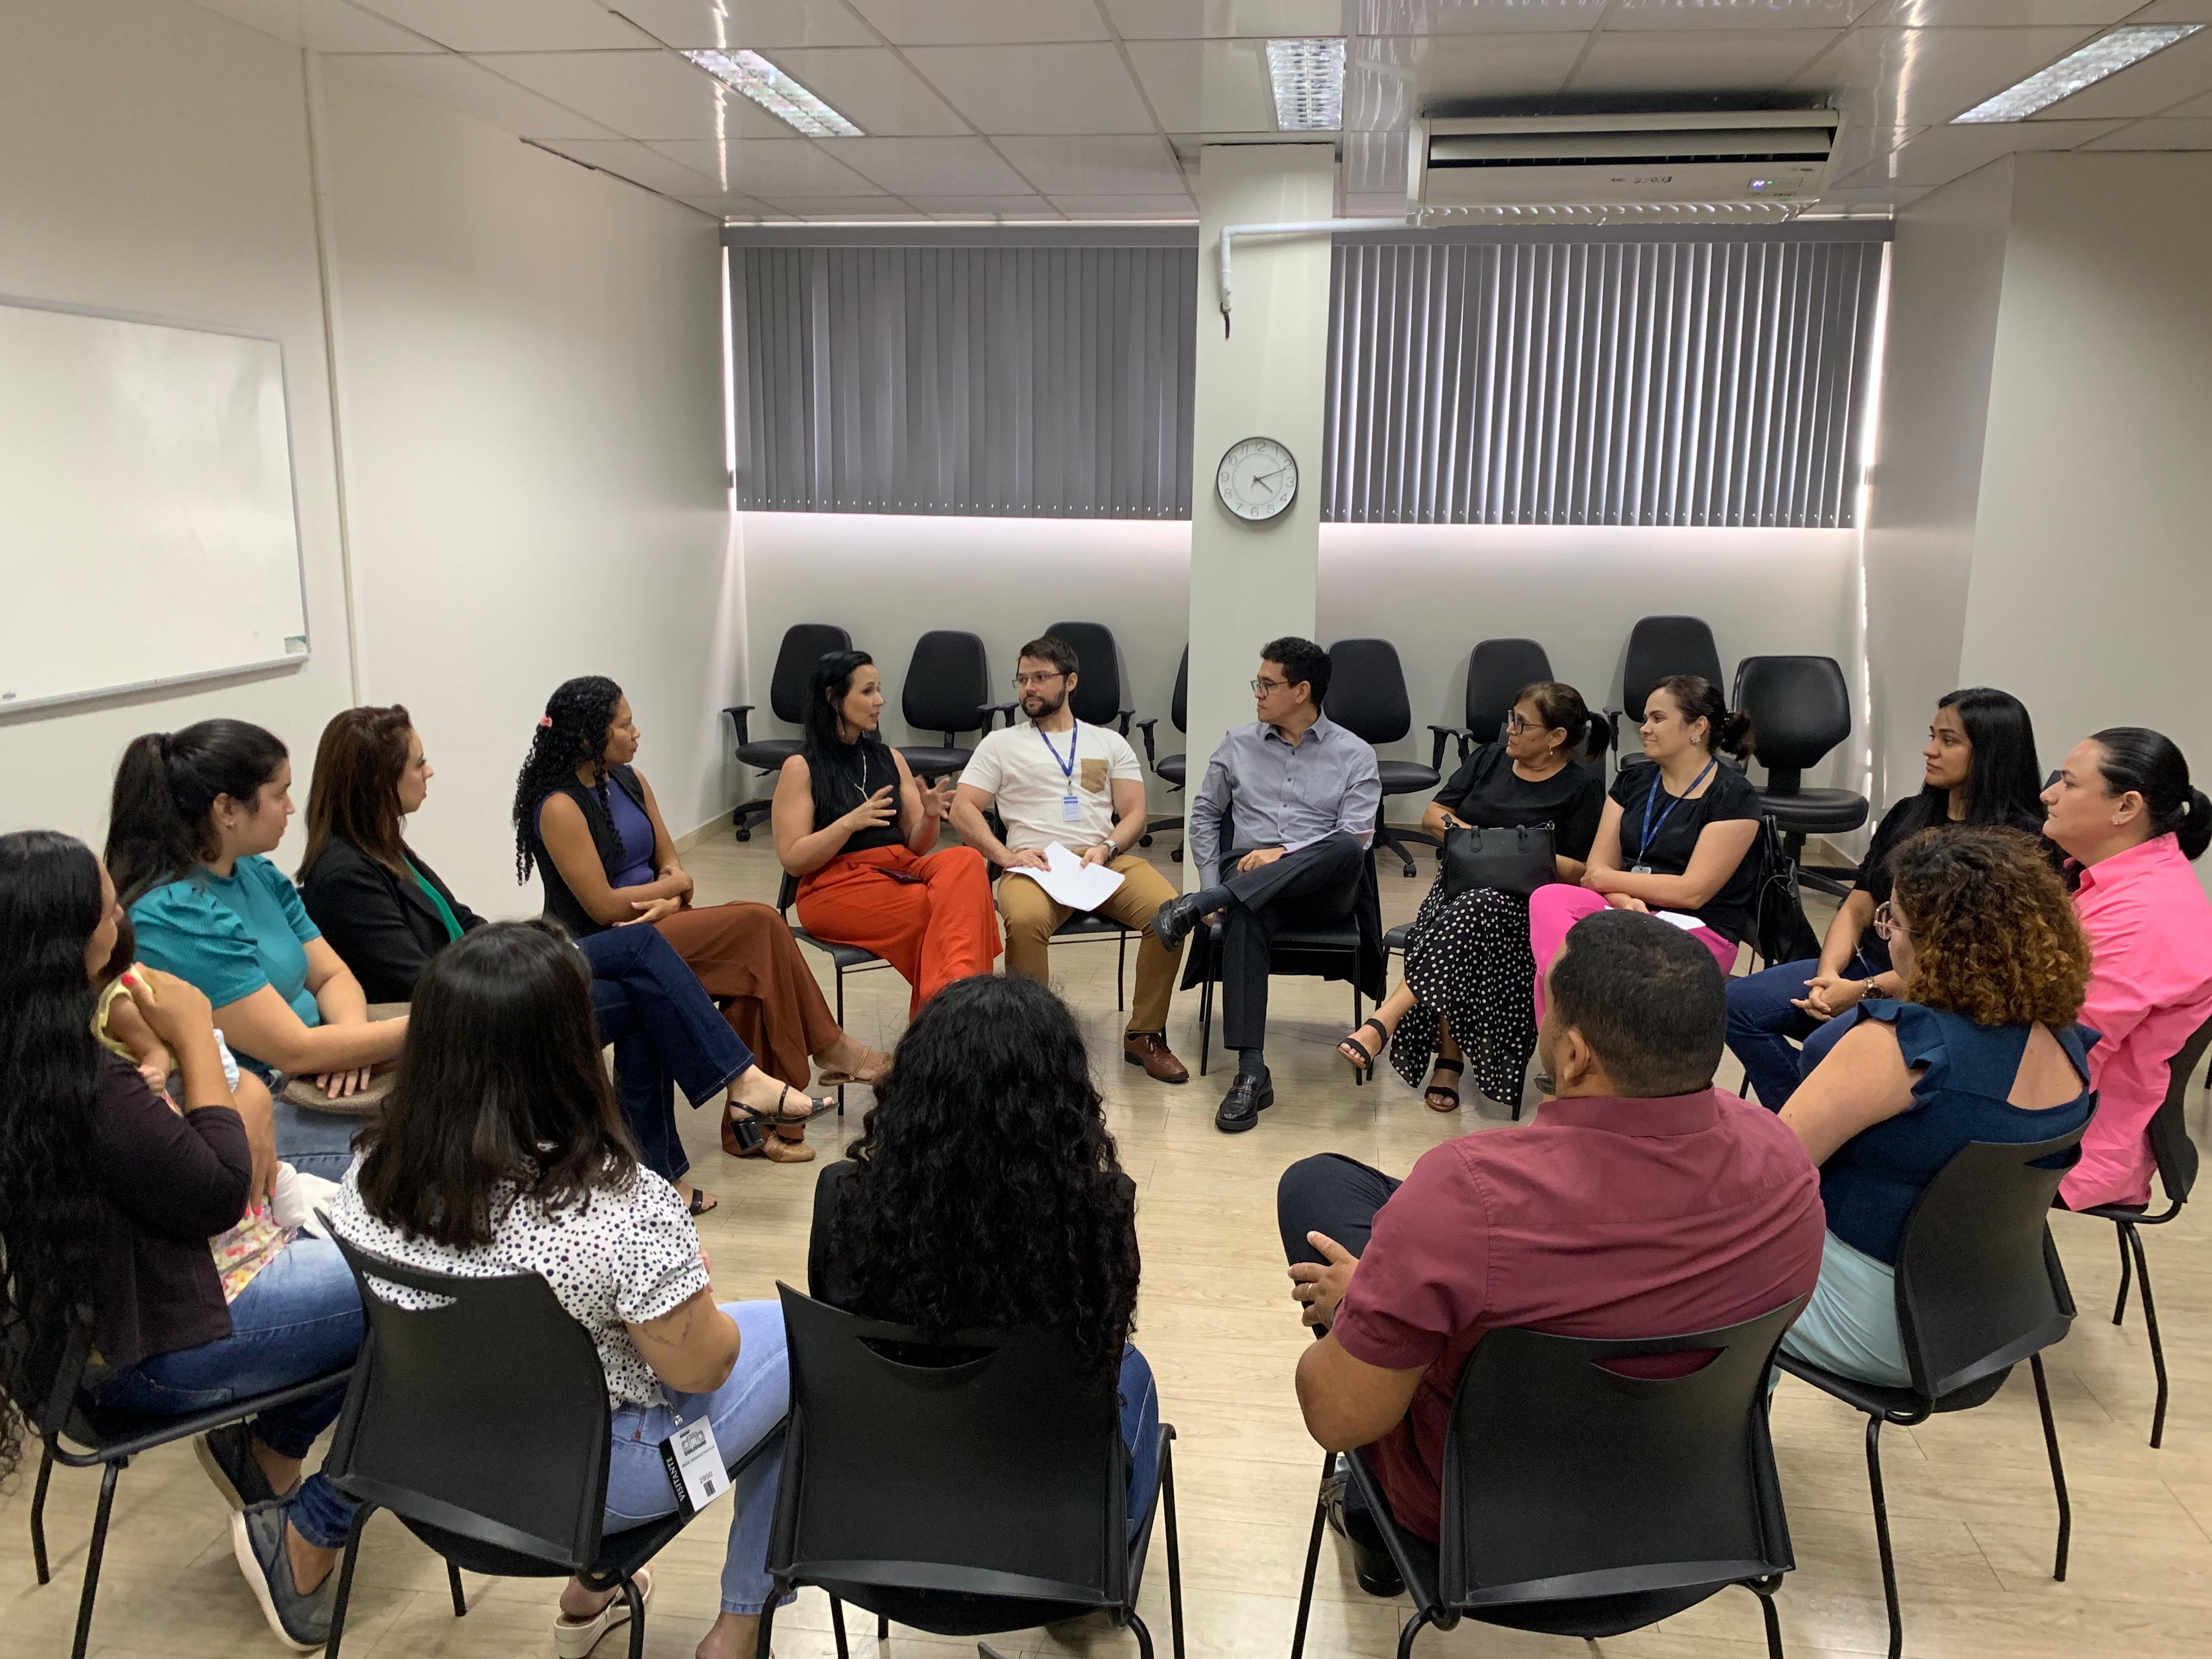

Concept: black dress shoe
[[1149, 893, 1205, 952], [1326, 1468, 1405, 1598], [1215, 1068, 1273, 1133]]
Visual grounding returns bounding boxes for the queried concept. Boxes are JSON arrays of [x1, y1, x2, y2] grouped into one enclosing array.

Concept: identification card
[[1062, 794, 1083, 823], [1630, 864, 1654, 875], [659, 1415, 730, 1520]]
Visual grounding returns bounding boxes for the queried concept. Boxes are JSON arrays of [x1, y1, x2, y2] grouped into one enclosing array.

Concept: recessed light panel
[[1953, 25, 2202, 125], [685, 49, 864, 138], [1267, 38, 1345, 133]]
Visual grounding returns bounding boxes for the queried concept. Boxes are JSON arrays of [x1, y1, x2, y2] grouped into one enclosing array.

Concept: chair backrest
[[1622, 616, 1723, 725], [1893, 1125, 2091, 1402], [902, 631, 992, 737], [1171, 645, 1188, 735], [768, 1285, 1128, 1608], [1323, 638, 1412, 746], [2146, 1012, 2212, 1208], [769, 624, 854, 726], [1465, 639, 1554, 744], [0, 1297, 95, 1444], [1045, 621, 1125, 731], [324, 1231, 613, 1570], [1733, 656, 1851, 793], [1437, 1299, 1804, 1609]]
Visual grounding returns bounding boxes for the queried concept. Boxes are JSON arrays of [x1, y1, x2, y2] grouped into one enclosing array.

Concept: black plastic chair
[[1776, 1123, 2091, 1659], [1432, 638, 1554, 767], [1610, 616, 1724, 761], [2069, 1010, 2212, 1448], [1732, 655, 1869, 897], [1189, 915, 1368, 1085], [1290, 1298, 1807, 1659], [898, 631, 1014, 782], [2, 1306, 354, 1659], [1046, 620, 1135, 736], [319, 1232, 782, 1659], [725, 622, 852, 843], [1134, 645, 1189, 860], [777, 869, 891, 1111], [758, 1285, 1183, 1659], [1326, 638, 1442, 878]]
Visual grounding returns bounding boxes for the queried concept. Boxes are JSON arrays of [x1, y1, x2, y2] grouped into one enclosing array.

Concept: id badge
[[1062, 793, 1083, 823], [659, 1414, 730, 1520], [1630, 864, 1654, 875]]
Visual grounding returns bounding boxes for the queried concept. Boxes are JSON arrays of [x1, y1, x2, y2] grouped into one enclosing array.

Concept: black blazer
[[297, 836, 485, 1005]]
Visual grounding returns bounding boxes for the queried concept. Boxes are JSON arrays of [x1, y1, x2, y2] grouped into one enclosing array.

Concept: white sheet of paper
[[1006, 840, 1126, 911], [1653, 910, 1706, 933]]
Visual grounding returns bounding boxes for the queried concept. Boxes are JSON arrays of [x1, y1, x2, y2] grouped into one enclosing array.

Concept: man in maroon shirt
[[1278, 909, 1824, 1585]]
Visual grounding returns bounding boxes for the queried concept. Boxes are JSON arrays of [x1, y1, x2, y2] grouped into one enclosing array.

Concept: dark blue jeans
[[1119, 1346, 1161, 1542], [1724, 951, 1878, 1109], [582, 925, 753, 1184]]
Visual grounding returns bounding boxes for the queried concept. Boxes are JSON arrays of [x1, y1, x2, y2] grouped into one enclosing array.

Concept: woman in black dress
[[1336, 682, 1607, 1113]]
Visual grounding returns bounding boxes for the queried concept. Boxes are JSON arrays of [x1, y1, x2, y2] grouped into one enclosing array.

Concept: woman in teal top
[[106, 720, 408, 1177]]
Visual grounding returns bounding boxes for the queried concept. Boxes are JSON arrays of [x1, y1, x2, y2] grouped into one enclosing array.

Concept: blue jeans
[[89, 1236, 364, 1548], [604, 1301, 789, 1616], [583, 926, 753, 1184], [1725, 951, 1877, 1109], [1119, 1346, 1161, 1542], [269, 1098, 362, 1180]]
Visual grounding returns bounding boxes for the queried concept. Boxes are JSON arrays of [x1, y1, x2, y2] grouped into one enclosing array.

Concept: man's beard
[[1025, 691, 1068, 720]]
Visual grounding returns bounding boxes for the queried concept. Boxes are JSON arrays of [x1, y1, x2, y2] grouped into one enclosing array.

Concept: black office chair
[[777, 870, 890, 1111], [1611, 615, 1724, 761], [1776, 1124, 2090, 1659], [758, 1285, 1184, 1659], [1134, 645, 1188, 860], [725, 622, 851, 842], [1046, 619, 1135, 735], [1290, 1299, 1807, 1659], [4, 1304, 354, 1659], [1431, 637, 1554, 767], [896, 630, 1014, 782], [1325, 637, 1442, 878], [1733, 655, 1869, 898], [318, 1234, 781, 1659], [2070, 1011, 2212, 1448]]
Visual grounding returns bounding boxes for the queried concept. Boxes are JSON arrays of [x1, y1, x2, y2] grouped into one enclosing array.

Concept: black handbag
[[1440, 822, 1556, 902]]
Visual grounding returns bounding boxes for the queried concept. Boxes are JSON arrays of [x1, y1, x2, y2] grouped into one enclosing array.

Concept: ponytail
[[2089, 726, 2210, 862], [1517, 680, 1609, 764], [104, 720, 290, 905], [1652, 674, 1748, 758]]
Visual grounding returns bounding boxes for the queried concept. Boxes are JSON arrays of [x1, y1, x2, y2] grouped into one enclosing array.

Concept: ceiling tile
[[646, 136, 882, 192], [1107, 0, 1345, 36], [1354, 0, 1612, 33], [995, 135, 1188, 191], [828, 136, 1036, 191], [901, 44, 1159, 133], [335, 52, 623, 136], [1825, 119, 1925, 178], [1571, 27, 1841, 90], [478, 48, 791, 140], [2129, 0, 2212, 19], [1606, 0, 1874, 31], [751, 47, 970, 134], [1835, 115, 2122, 183], [759, 194, 915, 212], [351, 0, 645, 50], [191, 0, 443, 50], [1792, 24, 2098, 127], [2175, 82, 2212, 111], [2078, 114, 2212, 143], [1126, 38, 1281, 132], [1051, 194, 1201, 215], [611, 0, 876, 49], [845, 0, 1110, 44], [906, 194, 1060, 215], [1865, 0, 2141, 21], [1342, 31, 1588, 128], [1340, 189, 1411, 216], [1343, 128, 1408, 191], [2026, 24, 2212, 119], [534, 137, 727, 193], [671, 191, 780, 217]]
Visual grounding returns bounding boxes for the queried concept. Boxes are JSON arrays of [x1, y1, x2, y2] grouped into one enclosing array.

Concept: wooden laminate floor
[[7, 834, 2210, 1659]]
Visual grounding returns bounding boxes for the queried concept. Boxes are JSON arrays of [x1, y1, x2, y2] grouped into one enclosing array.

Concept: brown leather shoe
[[1122, 1031, 1189, 1085]]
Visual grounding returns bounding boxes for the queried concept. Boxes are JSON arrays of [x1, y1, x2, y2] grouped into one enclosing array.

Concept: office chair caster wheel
[[734, 825, 751, 842], [1140, 834, 1153, 848]]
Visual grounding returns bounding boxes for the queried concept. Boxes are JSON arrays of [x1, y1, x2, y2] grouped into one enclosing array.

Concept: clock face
[[1216, 436, 1298, 523]]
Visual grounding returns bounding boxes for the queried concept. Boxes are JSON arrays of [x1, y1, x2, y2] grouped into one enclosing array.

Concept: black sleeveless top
[[811, 738, 902, 855]]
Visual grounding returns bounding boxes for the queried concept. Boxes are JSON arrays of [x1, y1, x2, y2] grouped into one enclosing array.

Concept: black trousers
[[1215, 831, 1365, 1052]]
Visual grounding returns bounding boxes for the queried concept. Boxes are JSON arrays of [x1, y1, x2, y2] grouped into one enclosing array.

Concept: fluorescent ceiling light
[[1953, 25, 2201, 123], [1267, 37, 1345, 132], [685, 49, 862, 138]]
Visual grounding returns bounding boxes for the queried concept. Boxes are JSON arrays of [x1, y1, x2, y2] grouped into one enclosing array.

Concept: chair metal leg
[[1352, 977, 1364, 1087], [324, 1503, 376, 1659], [30, 1446, 52, 1584], [1861, 1415, 1903, 1659], [1162, 1431, 1186, 1659], [2113, 1223, 2133, 1324], [1197, 942, 1214, 1078], [1288, 1451, 1334, 1659], [70, 1460, 122, 1659], [830, 1595, 850, 1659], [753, 1579, 784, 1659], [624, 1573, 647, 1659], [834, 968, 848, 1114], [1117, 929, 1127, 1013], [1748, 1573, 1786, 1659], [1395, 1605, 1434, 1659], [1126, 1610, 1155, 1659], [2123, 1224, 2169, 1448], [878, 1614, 890, 1640], [447, 1559, 468, 1616], [2032, 1352, 2071, 1579]]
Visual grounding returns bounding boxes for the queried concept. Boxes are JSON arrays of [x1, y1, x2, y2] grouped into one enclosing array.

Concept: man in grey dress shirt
[[1151, 636, 1381, 1132]]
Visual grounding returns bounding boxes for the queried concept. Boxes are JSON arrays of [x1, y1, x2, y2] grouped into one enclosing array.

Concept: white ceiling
[[193, 0, 2212, 221]]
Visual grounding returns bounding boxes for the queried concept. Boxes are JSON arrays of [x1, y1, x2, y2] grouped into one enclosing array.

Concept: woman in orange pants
[[774, 649, 1000, 1018]]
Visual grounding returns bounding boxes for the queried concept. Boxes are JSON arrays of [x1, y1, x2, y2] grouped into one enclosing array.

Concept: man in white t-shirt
[[950, 635, 1190, 1084]]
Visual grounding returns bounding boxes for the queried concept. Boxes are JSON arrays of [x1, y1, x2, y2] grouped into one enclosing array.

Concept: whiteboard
[[0, 300, 309, 713]]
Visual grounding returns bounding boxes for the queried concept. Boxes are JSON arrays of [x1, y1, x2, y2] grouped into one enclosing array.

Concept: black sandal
[[740, 1083, 836, 1125], [1338, 1018, 1390, 1073], [1424, 1058, 1464, 1114], [683, 1185, 719, 1216]]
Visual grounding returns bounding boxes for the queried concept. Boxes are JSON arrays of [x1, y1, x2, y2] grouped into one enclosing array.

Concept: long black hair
[[0, 832, 111, 1488], [105, 720, 290, 906], [1902, 687, 2046, 835], [826, 975, 1138, 1375], [799, 650, 877, 765], [351, 921, 637, 1249], [512, 676, 623, 884], [2090, 727, 2212, 862]]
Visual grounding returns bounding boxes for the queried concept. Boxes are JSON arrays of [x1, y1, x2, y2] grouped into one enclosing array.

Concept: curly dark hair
[[826, 975, 1138, 1375], [1888, 826, 2091, 1031], [0, 832, 111, 1489], [512, 676, 623, 885]]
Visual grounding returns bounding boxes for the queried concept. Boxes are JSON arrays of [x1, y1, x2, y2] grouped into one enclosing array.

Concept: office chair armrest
[[979, 701, 1019, 730], [723, 704, 755, 745], [1601, 707, 1625, 750], [1115, 707, 1135, 736], [1425, 724, 1472, 771], [1133, 717, 1159, 767]]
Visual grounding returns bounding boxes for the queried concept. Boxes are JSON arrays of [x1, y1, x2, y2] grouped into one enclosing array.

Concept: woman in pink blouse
[[2041, 727, 2212, 1209]]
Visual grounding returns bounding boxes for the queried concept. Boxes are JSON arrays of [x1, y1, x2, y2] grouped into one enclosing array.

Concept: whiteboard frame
[[0, 293, 314, 719]]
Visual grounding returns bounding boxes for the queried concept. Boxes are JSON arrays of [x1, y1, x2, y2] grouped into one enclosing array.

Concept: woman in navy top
[[1778, 826, 2096, 1386]]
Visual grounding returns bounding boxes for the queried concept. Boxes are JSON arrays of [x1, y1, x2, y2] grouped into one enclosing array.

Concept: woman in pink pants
[[1531, 675, 1764, 1021]]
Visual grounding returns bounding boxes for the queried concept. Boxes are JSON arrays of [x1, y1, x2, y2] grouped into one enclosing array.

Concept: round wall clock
[[1216, 436, 1298, 523]]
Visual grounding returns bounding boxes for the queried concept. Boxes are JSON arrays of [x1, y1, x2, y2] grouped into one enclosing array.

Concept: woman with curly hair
[[1778, 826, 2096, 1386], [805, 975, 1157, 1533], [514, 677, 890, 1183]]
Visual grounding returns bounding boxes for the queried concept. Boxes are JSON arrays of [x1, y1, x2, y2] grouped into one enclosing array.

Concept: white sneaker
[[552, 1568, 652, 1659]]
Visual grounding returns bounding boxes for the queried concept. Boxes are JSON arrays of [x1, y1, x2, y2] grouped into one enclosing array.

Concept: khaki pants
[[997, 853, 1182, 1033]]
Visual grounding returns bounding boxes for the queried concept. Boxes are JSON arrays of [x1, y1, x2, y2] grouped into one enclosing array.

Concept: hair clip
[[538, 714, 554, 729]]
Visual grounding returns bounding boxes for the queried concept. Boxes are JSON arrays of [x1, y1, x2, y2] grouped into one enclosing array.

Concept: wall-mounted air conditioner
[[1409, 110, 1842, 213]]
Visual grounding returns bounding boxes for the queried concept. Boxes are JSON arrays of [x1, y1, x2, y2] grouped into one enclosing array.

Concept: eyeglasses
[[1872, 901, 1911, 943], [1012, 671, 1066, 690], [1250, 677, 1285, 695]]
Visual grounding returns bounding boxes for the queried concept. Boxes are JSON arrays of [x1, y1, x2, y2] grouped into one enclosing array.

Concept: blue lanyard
[[1639, 760, 1717, 864], [1037, 724, 1077, 785]]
